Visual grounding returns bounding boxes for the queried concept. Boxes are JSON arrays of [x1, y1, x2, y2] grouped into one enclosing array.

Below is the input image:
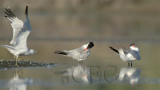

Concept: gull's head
[[83, 42, 94, 52], [29, 49, 36, 54], [130, 44, 139, 51]]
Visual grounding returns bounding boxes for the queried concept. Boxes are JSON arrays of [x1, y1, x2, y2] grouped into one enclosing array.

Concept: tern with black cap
[[55, 42, 94, 61]]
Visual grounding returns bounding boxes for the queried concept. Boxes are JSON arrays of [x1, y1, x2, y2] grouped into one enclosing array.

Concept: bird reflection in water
[[7, 69, 33, 90], [118, 67, 141, 85], [60, 64, 90, 84]]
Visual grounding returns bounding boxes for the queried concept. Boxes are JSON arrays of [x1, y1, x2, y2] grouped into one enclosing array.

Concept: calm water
[[0, 0, 159, 90], [0, 41, 159, 90]]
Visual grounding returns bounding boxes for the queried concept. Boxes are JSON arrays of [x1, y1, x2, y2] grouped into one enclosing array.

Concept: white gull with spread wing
[[1, 4, 36, 65]]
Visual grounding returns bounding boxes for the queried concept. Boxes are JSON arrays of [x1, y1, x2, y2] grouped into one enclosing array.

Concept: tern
[[109, 44, 141, 66], [55, 42, 94, 61], [1, 4, 36, 66]]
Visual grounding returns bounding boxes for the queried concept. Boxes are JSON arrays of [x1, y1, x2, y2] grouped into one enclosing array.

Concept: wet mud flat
[[0, 60, 56, 69]]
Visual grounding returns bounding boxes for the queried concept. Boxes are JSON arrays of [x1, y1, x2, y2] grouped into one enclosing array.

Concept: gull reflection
[[118, 67, 141, 85], [7, 69, 33, 90], [64, 64, 90, 84]]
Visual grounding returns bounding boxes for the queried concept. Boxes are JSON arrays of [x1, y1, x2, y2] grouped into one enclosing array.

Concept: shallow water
[[0, 41, 159, 90], [0, 0, 159, 89]]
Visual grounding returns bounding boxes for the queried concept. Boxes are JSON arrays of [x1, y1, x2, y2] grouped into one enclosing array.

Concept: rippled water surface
[[0, 41, 159, 90]]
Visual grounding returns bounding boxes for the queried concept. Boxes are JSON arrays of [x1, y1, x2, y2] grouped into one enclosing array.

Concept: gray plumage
[[128, 50, 141, 60], [109, 44, 141, 66], [55, 42, 94, 61]]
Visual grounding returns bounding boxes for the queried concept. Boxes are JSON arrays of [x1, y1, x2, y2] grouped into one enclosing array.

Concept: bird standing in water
[[1, 4, 36, 66], [55, 42, 94, 62], [109, 44, 141, 66]]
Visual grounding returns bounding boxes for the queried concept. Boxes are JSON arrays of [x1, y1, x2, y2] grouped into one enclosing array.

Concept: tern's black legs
[[128, 62, 132, 67]]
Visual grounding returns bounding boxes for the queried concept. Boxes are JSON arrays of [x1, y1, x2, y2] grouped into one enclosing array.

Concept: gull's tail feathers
[[109, 46, 119, 54]]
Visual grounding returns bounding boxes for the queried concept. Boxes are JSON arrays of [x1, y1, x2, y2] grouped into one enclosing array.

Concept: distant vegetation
[[0, 0, 159, 42]]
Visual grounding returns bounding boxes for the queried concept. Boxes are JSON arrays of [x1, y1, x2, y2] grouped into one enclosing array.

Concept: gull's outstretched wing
[[4, 8, 23, 45], [4, 5, 31, 49]]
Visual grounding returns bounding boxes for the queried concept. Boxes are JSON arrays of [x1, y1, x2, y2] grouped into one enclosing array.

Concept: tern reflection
[[118, 67, 141, 85], [7, 69, 33, 90], [63, 64, 90, 84]]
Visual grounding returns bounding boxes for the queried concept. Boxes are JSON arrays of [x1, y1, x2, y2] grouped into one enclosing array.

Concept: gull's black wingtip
[[25, 4, 28, 17], [4, 8, 16, 18]]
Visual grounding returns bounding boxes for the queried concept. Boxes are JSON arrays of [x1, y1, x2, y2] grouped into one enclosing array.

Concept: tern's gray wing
[[4, 5, 31, 49], [74, 47, 84, 53], [129, 50, 141, 60], [123, 49, 129, 55], [67, 47, 82, 57], [67, 46, 84, 57]]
